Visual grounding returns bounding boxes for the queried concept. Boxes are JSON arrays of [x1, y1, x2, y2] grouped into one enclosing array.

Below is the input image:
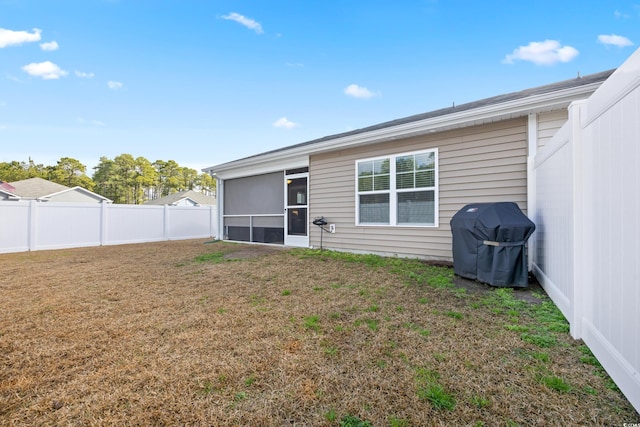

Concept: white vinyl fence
[[0, 201, 218, 254], [532, 48, 640, 412]]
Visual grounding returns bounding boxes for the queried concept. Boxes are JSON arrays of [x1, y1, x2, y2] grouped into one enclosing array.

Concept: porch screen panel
[[252, 215, 284, 244], [224, 172, 284, 215], [224, 216, 251, 242]]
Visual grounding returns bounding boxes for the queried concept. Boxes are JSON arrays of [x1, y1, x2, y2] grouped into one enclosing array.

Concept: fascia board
[[206, 83, 600, 177], [44, 186, 113, 203], [208, 154, 309, 180], [0, 189, 20, 199]]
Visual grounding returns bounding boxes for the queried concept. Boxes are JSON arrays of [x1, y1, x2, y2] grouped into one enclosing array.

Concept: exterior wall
[[175, 198, 198, 206], [309, 118, 528, 260], [537, 110, 568, 149], [48, 190, 105, 203]]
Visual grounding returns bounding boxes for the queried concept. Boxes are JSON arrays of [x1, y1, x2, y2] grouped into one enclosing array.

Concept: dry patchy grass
[[0, 240, 637, 426]]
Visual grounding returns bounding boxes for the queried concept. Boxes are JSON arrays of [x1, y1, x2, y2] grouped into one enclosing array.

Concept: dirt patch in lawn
[[0, 240, 637, 426]]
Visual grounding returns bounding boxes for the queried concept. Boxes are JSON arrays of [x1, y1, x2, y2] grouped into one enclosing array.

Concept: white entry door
[[284, 173, 309, 247]]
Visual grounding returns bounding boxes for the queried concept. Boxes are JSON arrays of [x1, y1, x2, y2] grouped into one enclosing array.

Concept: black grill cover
[[450, 202, 535, 287]]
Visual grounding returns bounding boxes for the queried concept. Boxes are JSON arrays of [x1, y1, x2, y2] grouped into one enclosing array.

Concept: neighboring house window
[[356, 149, 438, 226]]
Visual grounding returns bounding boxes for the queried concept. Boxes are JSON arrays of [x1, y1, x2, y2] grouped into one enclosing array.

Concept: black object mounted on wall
[[312, 217, 329, 250]]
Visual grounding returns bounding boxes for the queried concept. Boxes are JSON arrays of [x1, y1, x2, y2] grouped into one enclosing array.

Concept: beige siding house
[[204, 70, 612, 261]]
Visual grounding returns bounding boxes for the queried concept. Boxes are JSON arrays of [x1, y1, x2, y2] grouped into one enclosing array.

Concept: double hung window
[[356, 149, 437, 226]]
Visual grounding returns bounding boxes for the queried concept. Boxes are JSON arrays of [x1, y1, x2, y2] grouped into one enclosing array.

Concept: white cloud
[[0, 27, 41, 48], [6, 73, 22, 82], [22, 61, 68, 79], [614, 9, 631, 19], [344, 84, 377, 99], [107, 80, 123, 90], [503, 40, 579, 65], [75, 70, 95, 78], [40, 40, 59, 51], [221, 12, 264, 34], [273, 117, 298, 129], [77, 117, 105, 127], [598, 34, 634, 47]]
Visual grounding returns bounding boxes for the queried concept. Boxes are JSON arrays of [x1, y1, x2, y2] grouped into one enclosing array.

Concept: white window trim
[[355, 148, 439, 228]]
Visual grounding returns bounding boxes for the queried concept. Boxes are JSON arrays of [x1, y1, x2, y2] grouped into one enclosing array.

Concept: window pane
[[396, 172, 414, 189], [397, 191, 435, 225], [396, 155, 414, 173], [359, 158, 390, 192], [358, 176, 373, 192], [415, 152, 435, 170], [358, 161, 373, 176], [359, 194, 389, 223], [287, 208, 307, 236], [287, 177, 307, 206], [374, 158, 390, 174], [415, 170, 435, 188], [374, 174, 390, 191]]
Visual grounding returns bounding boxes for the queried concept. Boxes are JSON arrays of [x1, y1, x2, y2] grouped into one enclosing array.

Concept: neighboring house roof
[[0, 181, 16, 192], [0, 181, 20, 200], [145, 190, 216, 206], [9, 177, 69, 198], [7, 177, 112, 203], [204, 69, 614, 177]]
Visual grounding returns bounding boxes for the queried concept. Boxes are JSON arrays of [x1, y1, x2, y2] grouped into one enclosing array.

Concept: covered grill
[[450, 202, 535, 287]]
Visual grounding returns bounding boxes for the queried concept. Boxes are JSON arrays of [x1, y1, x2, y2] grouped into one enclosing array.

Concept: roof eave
[[0, 190, 20, 199], [205, 81, 601, 176]]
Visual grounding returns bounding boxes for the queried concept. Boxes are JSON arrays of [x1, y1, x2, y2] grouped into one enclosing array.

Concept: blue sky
[[1, 0, 639, 173]]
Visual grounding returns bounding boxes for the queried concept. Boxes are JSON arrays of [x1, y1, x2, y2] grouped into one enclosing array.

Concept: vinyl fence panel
[[167, 205, 216, 239], [578, 56, 640, 413], [532, 48, 640, 412], [0, 202, 217, 254], [0, 202, 31, 253], [104, 205, 166, 245], [34, 202, 103, 250]]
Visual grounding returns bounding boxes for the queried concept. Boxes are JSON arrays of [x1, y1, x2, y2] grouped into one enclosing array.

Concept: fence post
[[209, 205, 215, 238], [569, 100, 587, 339], [100, 202, 108, 246], [163, 205, 169, 240], [28, 200, 37, 251]]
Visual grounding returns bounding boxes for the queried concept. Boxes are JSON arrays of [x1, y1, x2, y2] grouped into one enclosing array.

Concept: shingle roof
[[9, 177, 70, 198]]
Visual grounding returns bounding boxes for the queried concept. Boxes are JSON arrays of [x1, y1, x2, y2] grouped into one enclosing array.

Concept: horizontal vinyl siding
[[309, 118, 528, 260], [538, 110, 568, 149]]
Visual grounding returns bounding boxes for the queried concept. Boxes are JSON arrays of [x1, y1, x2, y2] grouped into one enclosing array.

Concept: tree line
[[0, 155, 215, 204]]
